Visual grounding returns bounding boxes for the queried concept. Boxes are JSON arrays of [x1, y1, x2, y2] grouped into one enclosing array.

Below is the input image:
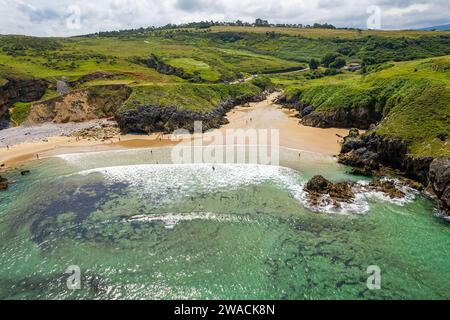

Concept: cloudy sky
[[0, 0, 449, 36]]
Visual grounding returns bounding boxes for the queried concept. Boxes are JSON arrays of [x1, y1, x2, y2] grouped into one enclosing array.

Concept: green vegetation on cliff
[[123, 82, 262, 113], [283, 56, 450, 157], [9, 102, 32, 125]]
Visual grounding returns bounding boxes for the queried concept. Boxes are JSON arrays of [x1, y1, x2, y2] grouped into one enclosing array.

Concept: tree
[[329, 57, 346, 69], [309, 59, 319, 70], [255, 18, 269, 26], [321, 52, 340, 68]]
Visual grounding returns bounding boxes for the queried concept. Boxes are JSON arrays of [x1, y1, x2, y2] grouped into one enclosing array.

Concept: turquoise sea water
[[0, 147, 449, 300]]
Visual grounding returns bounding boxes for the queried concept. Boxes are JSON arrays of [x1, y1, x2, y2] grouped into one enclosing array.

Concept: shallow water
[[0, 147, 449, 300]]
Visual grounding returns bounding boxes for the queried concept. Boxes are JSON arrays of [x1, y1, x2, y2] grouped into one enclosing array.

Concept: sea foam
[[76, 164, 417, 215]]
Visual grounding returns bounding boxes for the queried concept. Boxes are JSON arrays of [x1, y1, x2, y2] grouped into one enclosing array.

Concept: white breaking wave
[[356, 178, 419, 206], [124, 212, 256, 229], [77, 163, 303, 205], [75, 164, 418, 215], [56, 147, 174, 160]]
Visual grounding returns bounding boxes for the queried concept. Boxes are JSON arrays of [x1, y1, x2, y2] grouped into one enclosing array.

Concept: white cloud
[[384, 3, 429, 15], [0, 0, 448, 36]]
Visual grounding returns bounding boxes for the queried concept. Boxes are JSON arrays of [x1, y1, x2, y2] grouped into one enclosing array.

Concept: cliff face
[[338, 132, 449, 215], [429, 159, 450, 215], [116, 91, 269, 133], [0, 78, 47, 127], [278, 97, 382, 130], [25, 85, 131, 124]]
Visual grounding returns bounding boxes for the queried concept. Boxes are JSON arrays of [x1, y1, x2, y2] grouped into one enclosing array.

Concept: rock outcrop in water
[[0, 77, 47, 128], [338, 130, 449, 215], [305, 175, 355, 207], [0, 175, 9, 190], [116, 91, 270, 134], [304, 175, 411, 210]]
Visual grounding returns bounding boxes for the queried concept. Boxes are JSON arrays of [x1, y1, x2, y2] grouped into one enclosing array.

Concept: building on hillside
[[343, 63, 362, 71]]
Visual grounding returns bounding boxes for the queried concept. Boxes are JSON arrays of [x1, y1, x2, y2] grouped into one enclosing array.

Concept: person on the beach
[[36, 154, 39, 159], [6, 145, 9, 150]]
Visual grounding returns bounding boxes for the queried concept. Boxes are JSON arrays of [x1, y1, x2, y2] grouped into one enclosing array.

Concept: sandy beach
[[0, 93, 349, 168]]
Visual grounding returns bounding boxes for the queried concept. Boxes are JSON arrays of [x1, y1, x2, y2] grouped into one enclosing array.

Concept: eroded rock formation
[[116, 91, 270, 134], [25, 85, 131, 124], [338, 130, 449, 215], [0, 77, 47, 127]]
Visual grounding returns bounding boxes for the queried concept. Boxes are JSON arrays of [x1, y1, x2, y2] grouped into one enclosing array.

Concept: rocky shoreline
[[116, 90, 273, 133], [277, 95, 381, 130], [277, 94, 449, 216], [337, 129, 449, 215]]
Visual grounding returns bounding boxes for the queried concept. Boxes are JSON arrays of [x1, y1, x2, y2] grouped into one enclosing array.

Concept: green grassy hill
[[123, 82, 262, 113], [282, 56, 450, 157], [1, 27, 449, 87]]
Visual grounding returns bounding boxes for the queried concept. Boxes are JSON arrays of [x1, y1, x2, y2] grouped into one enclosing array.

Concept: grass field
[[208, 26, 450, 38], [1, 26, 449, 85]]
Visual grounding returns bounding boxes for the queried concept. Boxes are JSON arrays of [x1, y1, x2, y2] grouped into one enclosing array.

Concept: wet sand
[[221, 93, 349, 155], [0, 135, 178, 168], [0, 93, 349, 168]]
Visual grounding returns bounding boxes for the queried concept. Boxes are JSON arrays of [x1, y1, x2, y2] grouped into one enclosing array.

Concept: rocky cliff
[[0, 77, 47, 128], [116, 91, 270, 133], [278, 96, 381, 130], [25, 85, 131, 124], [338, 131, 449, 215]]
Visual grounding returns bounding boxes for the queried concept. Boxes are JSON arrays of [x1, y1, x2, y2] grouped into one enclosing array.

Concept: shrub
[[251, 76, 274, 90], [309, 59, 319, 70], [329, 57, 346, 69], [321, 53, 340, 68]]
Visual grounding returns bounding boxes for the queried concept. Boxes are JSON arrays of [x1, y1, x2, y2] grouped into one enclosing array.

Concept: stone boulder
[[305, 175, 355, 207], [304, 175, 411, 210], [0, 175, 9, 190], [371, 179, 405, 199]]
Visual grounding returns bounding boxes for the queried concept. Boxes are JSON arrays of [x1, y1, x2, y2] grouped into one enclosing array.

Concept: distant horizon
[[0, 0, 449, 37], [1, 20, 449, 38]]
